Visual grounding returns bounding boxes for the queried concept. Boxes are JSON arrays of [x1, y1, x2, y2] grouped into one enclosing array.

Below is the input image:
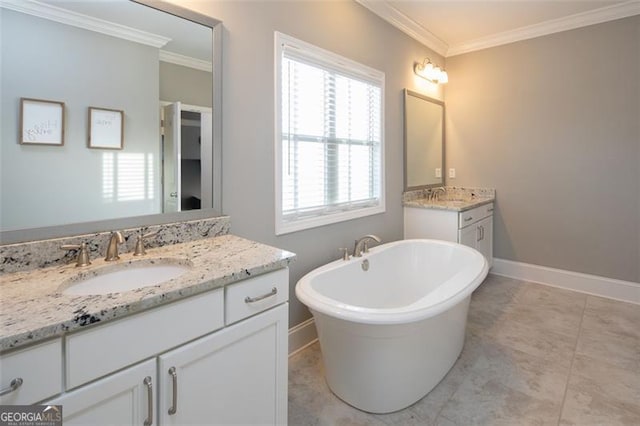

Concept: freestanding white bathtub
[[295, 239, 489, 413]]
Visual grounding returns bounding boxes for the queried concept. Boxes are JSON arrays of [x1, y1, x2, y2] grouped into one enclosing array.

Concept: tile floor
[[288, 274, 640, 425]]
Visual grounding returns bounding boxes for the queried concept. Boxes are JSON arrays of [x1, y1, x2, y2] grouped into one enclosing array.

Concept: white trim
[[354, 0, 448, 57], [277, 31, 385, 82], [160, 101, 212, 114], [163, 102, 212, 114], [447, 0, 640, 56], [160, 50, 212, 73], [288, 318, 318, 357], [277, 205, 386, 236], [354, 0, 640, 57], [492, 258, 640, 305], [1, 0, 171, 48]]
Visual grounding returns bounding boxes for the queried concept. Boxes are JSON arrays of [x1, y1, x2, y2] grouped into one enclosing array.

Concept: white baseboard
[[288, 317, 318, 357], [492, 258, 640, 305]]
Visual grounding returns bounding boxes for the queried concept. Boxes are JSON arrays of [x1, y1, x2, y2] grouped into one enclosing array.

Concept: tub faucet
[[105, 231, 125, 261], [353, 235, 382, 257]]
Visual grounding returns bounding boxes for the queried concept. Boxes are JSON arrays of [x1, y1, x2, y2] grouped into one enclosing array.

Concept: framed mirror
[[403, 89, 444, 190], [0, 0, 222, 244]]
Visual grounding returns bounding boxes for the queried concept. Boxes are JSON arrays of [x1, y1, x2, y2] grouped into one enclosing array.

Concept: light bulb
[[422, 62, 434, 80], [429, 65, 441, 82], [439, 70, 448, 84]]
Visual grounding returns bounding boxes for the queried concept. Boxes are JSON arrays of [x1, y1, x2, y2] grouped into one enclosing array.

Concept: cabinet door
[[46, 359, 155, 426], [159, 303, 288, 426], [477, 216, 493, 267], [458, 224, 478, 250]]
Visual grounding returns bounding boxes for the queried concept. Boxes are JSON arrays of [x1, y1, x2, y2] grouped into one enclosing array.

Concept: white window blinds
[[276, 33, 385, 234]]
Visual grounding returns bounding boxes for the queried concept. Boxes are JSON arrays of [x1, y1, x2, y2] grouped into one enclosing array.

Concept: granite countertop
[[403, 196, 494, 212], [0, 235, 295, 352], [402, 186, 495, 212]]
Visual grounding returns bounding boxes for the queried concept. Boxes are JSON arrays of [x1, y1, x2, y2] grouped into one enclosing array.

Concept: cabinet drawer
[[66, 288, 223, 389], [459, 203, 493, 229], [0, 339, 62, 404], [225, 268, 289, 325]]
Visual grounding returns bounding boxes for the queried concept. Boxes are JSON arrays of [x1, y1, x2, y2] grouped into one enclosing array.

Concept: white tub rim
[[295, 239, 488, 325]]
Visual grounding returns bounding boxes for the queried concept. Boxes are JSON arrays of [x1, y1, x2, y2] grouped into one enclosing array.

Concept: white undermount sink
[[62, 260, 191, 296]]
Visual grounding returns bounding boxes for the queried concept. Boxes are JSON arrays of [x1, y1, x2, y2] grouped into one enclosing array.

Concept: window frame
[[274, 32, 386, 235]]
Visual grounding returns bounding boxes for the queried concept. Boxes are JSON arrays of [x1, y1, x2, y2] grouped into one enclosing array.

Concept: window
[[275, 32, 385, 235]]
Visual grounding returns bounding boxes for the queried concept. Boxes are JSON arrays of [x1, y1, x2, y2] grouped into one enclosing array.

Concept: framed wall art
[[88, 107, 124, 149], [20, 98, 65, 146]]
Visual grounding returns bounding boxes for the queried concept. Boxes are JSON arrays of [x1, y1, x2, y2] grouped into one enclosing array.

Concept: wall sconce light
[[414, 58, 448, 84]]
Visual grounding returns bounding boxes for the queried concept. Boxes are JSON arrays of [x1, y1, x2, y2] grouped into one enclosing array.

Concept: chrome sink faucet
[[429, 187, 446, 201], [353, 235, 382, 257], [105, 231, 125, 261]]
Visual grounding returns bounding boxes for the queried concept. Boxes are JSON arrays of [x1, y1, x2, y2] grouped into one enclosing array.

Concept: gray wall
[[180, 0, 444, 327], [1, 11, 161, 231], [445, 16, 640, 282], [160, 62, 213, 107]]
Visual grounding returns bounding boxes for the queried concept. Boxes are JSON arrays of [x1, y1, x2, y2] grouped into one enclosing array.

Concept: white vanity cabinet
[[405, 203, 494, 267], [3, 267, 289, 426]]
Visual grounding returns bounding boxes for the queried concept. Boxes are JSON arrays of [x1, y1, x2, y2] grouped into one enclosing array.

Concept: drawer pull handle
[[487, 208, 494, 212], [168, 367, 178, 415], [143, 376, 153, 426], [0, 378, 23, 396], [464, 217, 473, 222], [245, 287, 278, 303]]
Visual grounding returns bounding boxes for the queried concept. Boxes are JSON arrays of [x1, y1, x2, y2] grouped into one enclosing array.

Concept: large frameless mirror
[[0, 0, 222, 243]]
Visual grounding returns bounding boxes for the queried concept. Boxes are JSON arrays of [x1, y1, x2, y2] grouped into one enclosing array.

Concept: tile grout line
[[556, 295, 589, 426]]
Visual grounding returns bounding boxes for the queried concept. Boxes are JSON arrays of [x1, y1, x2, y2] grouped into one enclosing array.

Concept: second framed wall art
[[88, 107, 124, 149]]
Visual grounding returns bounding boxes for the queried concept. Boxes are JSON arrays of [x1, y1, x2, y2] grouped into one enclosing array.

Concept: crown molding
[[447, 0, 640, 56], [354, 0, 448, 57], [159, 50, 212, 73], [1, 0, 171, 48], [355, 0, 640, 58]]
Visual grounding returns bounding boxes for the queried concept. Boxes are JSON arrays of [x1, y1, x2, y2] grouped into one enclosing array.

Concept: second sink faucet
[[353, 235, 382, 257], [105, 231, 125, 261], [429, 187, 446, 201]]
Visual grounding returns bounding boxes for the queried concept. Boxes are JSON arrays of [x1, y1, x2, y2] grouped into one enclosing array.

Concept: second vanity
[[0, 231, 295, 425], [404, 187, 495, 267]]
